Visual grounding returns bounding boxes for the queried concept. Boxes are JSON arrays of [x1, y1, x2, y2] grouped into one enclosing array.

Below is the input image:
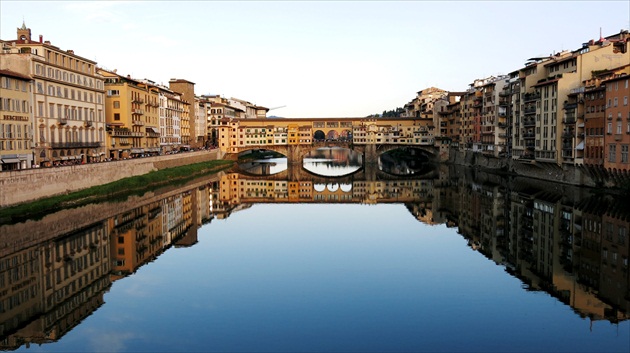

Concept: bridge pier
[[363, 144, 379, 165], [286, 145, 304, 165]]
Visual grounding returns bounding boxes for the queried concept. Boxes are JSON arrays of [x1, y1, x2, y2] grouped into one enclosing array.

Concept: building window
[[113, 101, 120, 109], [622, 145, 629, 163], [114, 113, 120, 121], [609, 144, 617, 163]]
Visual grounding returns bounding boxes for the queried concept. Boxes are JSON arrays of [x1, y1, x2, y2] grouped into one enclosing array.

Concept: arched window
[[39, 125, 46, 142], [50, 126, 56, 143]]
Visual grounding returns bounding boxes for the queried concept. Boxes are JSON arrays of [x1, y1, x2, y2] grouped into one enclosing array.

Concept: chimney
[[39, 35, 43, 43]]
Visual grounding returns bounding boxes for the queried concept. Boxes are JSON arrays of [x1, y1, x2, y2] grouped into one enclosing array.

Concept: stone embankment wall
[[448, 149, 630, 189], [0, 150, 225, 208]]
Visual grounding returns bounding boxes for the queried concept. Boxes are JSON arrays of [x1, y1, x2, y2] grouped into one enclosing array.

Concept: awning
[[1, 158, 20, 164], [146, 127, 160, 133], [576, 141, 584, 151]]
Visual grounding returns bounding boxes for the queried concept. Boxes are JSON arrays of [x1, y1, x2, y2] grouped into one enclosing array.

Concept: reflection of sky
[[303, 159, 361, 176], [27, 204, 630, 353], [247, 156, 362, 177]]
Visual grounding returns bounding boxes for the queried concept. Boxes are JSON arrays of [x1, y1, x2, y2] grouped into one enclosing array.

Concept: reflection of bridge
[[219, 172, 438, 209], [218, 117, 448, 164], [234, 161, 440, 183]]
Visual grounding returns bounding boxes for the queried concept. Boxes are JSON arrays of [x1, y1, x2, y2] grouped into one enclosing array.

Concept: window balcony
[[523, 106, 536, 115], [523, 120, 536, 127], [563, 118, 576, 125], [523, 92, 541, 102], [50, 142, 102, 148], [522, 132, 535, 139], [132, 120, 145, 126], [563, 102, 578, 110]]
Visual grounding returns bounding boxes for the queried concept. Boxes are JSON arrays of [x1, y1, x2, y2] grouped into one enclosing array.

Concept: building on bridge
[[217, 117, 446, 163]]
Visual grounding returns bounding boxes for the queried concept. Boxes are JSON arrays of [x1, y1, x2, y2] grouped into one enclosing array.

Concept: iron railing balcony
[[563, 118, 576, 124], [523, 120, 536, 127], [50, 141, 102, 148], [563, 102, 578, 110], [523, 106, 537, 115], [523, 92, 541, 102]]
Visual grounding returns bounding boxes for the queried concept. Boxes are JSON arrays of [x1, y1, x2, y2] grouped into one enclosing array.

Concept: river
[[0, 148, 628, 352]]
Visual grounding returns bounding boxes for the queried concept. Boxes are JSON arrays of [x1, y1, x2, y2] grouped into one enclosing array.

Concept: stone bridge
[[217, 117, 448, 165]]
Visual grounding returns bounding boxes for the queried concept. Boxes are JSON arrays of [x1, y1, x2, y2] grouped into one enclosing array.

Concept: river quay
[[0, 150, 224, 208]]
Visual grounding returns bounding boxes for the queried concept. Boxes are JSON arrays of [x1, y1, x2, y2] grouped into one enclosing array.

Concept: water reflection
[[239, 147, 364, 177], [303, 147, 362, 176], [239, 158, 287, 175], [0, 166, 629, 350]]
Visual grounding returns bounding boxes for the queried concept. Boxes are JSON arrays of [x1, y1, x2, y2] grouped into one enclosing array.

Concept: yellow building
[[0, 23, 106, 166], [0, 69, 33, 170], [169, 79, 195, 149], [98, 69, 160, 159]]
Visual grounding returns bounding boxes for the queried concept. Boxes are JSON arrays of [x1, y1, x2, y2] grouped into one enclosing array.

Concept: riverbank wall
[[0, 150, 224, 208], [448, 149, 630, 190]]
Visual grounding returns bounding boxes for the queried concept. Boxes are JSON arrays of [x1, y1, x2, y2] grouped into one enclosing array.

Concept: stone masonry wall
[[447, 148, 630, 189], [0, 150, 223, 208]]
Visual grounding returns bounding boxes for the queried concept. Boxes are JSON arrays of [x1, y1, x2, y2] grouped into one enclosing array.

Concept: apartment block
[[603, 73, 630, 171], [0, 69, 33, 170], [0, 23, 106, 166], [158, 86, 187, 153], [98, 69, 160, 159]]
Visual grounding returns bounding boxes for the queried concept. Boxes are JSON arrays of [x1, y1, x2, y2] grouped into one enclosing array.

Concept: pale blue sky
[[1, 1, 628, 118]]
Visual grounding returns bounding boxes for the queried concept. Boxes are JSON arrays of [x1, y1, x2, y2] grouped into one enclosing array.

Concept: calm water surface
[[1, 150, 629, 352]]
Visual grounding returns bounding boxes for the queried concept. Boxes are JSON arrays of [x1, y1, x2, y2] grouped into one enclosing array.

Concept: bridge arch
[[326, 130, 339, 140], [313, 130, 325, 141]]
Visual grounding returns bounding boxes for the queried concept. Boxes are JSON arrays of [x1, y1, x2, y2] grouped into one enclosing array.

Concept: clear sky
[[1, 1, 628, 118]]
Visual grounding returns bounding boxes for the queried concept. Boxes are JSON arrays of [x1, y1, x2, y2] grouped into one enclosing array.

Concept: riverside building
[[0, 23, 106, 166], [0, 69, 33, 170], [98, 69, 161, 159]]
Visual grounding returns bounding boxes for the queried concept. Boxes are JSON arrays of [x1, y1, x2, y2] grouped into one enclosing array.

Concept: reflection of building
[[0, 175, 223, 351], [0, 221, 111, 350], [3, 166, 630, 351], [109, 202, 164, 279]]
